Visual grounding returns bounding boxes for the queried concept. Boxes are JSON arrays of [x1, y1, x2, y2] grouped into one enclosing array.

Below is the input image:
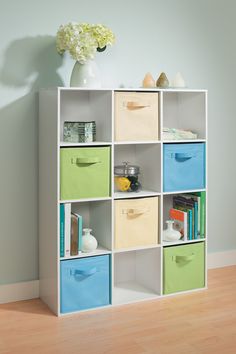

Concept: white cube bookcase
[[39, 88, 207, 316]]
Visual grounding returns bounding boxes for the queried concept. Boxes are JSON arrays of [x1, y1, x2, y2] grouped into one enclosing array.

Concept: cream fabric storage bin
[[114, 197, 159, 249], [114, 92, 159, 141]]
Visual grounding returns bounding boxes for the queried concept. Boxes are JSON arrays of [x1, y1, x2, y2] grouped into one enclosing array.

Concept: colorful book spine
[[60, 204, 65, 257], [169, 208, 188, 241], [188, 209, 193, 240], [71, 213, 83, 253], [185, 194, 200, 238], [196, 195, 201, 236], [64, 203, 71, 257], [78, 214, 83, 252], [71, 214, 79, 256], [173, 198, 193, 240], [174, 196, 197, 239], [194, 201, 198, 239], [194, 191, 206, 238], [187, 199, 198, 240]]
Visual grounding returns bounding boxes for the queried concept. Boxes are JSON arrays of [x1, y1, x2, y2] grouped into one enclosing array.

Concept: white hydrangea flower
[[56, 22, 115, 63]]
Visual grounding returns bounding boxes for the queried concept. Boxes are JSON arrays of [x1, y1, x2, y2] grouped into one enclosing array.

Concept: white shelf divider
[[60, 142, 112, 147], [163, 238, 206, 247], [114, 190, 160, 200], [60, 246, 112, 260]]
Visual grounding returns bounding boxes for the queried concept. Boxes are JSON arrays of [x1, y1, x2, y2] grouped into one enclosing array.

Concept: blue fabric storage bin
[[163, 143, 205, 192], [60, 255, 110, 313]]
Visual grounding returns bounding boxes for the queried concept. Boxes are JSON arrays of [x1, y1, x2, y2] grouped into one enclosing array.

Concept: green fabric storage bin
[[163, 242, 205, 294], [60, 147, 110, 200]]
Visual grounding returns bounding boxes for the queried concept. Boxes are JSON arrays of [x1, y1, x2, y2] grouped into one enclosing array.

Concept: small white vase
[[163, 220, 181, 242], [81, 228, 98, 253], [70, 60, 102, 88]]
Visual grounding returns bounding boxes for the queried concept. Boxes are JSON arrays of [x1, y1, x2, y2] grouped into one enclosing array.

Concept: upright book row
[[60, 204, 82, 257], [169, 192, 206, 241]]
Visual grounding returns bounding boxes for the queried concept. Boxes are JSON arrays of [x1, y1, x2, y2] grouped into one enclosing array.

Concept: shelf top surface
[[41, 87, 207, 93]]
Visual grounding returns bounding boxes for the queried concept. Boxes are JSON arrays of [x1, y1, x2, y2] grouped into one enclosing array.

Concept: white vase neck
[[83, 228, 92, 236], [166, 220, 174, 230]]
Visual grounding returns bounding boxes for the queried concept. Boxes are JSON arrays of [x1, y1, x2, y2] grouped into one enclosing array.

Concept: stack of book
[[169, 192, 206, 241], [60, 204, 83, 257]]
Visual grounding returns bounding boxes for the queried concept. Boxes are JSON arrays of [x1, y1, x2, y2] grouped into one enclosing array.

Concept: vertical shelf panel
[[39, 89, 59, 315]]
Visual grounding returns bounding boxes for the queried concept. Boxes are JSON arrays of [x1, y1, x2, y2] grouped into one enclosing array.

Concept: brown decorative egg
[[142, 73, 155, 88], [156, 72, 169, 88]]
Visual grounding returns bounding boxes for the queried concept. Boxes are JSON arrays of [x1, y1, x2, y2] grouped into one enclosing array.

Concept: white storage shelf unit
[[39, 87, 207, 316]]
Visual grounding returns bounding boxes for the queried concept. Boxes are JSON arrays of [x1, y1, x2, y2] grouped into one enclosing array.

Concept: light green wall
[[0, 0, 235, 285]]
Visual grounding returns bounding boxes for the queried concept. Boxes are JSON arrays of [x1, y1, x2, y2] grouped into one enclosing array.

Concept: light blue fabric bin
[[163, 143, 205, 192], [60, 255, 110, 313]]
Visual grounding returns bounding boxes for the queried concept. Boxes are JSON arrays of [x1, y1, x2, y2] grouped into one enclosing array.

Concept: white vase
[[70, 60, 102, 88], [81, 228, 98, 253], [163, 220, 181, 242]]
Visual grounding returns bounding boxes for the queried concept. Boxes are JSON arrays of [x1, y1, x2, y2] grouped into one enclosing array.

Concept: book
[[173, 198, 193, 240], [71, 213, 83, 254], [169, 208, 188, 241], [182, 195, 198, 239], [186, 194, 201, 237], [173, 195, 198, 239], [193, 191, 206, 238], [71, 214, 79, 256], [174, 194, 197, 240], [78, 214, 83, 251], [64, 203, 71, 257], [60, 204, 65, 257]]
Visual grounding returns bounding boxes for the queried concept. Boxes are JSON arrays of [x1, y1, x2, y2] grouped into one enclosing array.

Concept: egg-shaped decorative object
[[142, 72, 155, 88], [172, 72, 186, 88], [156, 72, 169, 88]]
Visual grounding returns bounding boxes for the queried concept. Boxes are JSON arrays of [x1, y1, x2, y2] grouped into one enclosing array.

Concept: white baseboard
[[0, 251, 236, 304], [207, 250, 236, 269], [0, 280, 39, 304]]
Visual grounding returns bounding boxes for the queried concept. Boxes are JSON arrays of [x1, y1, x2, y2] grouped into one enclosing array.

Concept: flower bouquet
[[56, 22, 115, 64]]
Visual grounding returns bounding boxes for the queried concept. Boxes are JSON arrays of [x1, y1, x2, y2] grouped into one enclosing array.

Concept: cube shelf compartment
[[39, 87, 207, 316], [114, 143, 161, 195], [162, 91, 207, 140], [60, 89, 112, 143], [162, 193, 206, 245], [113, 248, 161, 305], [64, 200, 112, 258]]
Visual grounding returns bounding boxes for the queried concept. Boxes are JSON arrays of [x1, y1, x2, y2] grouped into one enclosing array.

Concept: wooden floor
[[0, 266, 236, 354]]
